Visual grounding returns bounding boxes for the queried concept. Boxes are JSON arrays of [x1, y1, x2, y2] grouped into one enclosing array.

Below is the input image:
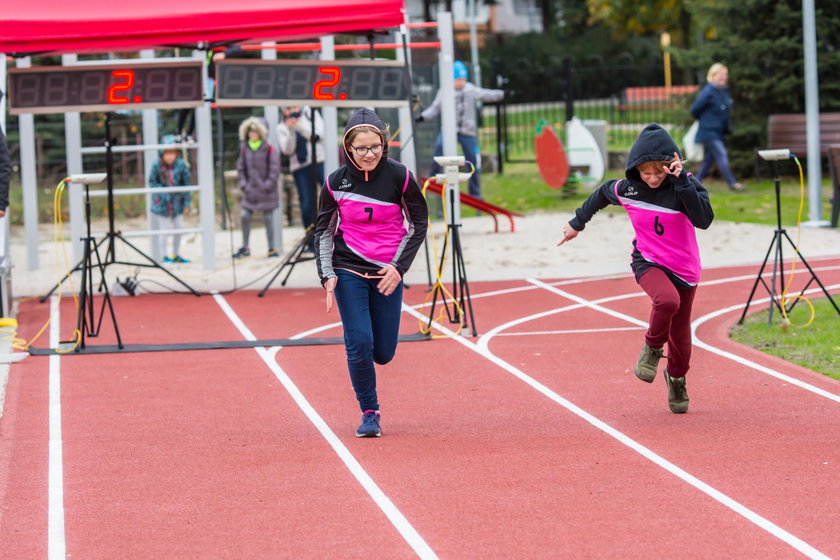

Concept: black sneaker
[[267, 248, 280, 258], [664, 369, 689, 413], [232, 246, 250, 259], [356, 410, 381, 438], [634, 343, 664, 383]]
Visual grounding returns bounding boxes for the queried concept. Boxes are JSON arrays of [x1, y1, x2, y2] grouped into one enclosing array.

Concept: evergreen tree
[[671, 0, 840, 171]]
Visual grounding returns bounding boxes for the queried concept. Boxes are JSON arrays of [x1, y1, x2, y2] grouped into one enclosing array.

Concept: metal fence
[[477, 92, 697, 170]]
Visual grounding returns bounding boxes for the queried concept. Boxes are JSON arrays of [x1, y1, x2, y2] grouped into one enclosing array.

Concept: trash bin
[[582, 119, 608, 170]]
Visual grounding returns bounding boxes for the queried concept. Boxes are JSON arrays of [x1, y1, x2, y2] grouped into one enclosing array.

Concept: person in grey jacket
[[690, 63, 743, 191], [416, 61, 504, 198], [233, 117, 281, 258]]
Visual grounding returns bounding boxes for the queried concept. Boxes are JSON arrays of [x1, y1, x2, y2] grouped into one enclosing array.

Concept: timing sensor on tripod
[[433, 155, 466, 167], [756, 149, 792, 161], [433, 155, 473, 184], [66, 173, 107, 184]]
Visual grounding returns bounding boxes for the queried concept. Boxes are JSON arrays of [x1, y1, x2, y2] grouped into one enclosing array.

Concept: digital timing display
[[215, 59, 410, 108], [7, 61, 204, 115]]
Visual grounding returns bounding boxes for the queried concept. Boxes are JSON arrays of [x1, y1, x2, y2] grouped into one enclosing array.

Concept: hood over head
[[625, 123, 681, 181], [238, 116, 268, 141], [342, 107, 389, 170]]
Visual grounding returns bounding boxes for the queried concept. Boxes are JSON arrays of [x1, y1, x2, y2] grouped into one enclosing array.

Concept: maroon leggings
[[638, 267, 697, 377]]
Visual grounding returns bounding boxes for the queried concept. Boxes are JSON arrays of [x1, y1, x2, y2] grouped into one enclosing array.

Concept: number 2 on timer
[[108, 70, 140, 104], [314, 67, 346, 101]]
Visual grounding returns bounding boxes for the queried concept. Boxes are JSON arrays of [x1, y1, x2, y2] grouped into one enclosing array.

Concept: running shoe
[[664, 369, 689, 413], [356, 410, 381, 438], [172, 255, 190, 263], [161, 256, 174, 263], [232, 246, 250, 259], [634, 343, 663, 383]]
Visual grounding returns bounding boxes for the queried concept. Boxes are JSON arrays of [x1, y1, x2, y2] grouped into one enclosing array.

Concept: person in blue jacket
[[149, 136, 192, 263], [690, 63, 743, 191]]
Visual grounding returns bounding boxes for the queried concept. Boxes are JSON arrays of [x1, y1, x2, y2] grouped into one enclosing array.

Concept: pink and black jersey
[[315, 108, 428, 284], [568, 123, 714, 288]]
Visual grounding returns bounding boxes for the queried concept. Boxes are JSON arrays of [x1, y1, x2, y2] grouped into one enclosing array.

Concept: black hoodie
[[568, 123, 714, 287], [314, 108, 428, 284]]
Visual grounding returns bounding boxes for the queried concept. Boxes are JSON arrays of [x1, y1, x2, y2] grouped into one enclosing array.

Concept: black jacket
[[314, 108, 428, 284]]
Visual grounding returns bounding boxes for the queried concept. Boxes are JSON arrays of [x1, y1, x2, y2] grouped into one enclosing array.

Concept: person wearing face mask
[[690, 62, 743, 191], [276, 105, 325, 252], [314, 108, 428, 438]]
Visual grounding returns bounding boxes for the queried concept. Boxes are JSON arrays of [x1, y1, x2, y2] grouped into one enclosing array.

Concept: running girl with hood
[[314, 108, 429, 437], [557, 123, 714, 413]]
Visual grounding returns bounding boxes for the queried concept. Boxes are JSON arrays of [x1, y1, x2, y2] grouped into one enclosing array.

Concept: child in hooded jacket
[[314, 108, 428, 437], [558, 123, 714, 413], [233, 116, 281, 258], [149, 138, 191, 263]]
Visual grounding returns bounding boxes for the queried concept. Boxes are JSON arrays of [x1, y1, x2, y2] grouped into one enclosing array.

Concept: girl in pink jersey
[[315, 108, 428, 437], [558, 123, 714, 413]]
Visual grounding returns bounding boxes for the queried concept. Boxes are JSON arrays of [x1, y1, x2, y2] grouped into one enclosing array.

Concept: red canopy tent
[[0, 0, 406, 55]]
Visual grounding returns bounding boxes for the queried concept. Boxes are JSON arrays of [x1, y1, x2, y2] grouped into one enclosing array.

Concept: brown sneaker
[[634, 343, 663, 383], [664, 369, 689, 413]]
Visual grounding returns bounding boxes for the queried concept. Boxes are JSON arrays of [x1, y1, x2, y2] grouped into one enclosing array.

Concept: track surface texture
[[2, 259, 839, 559]]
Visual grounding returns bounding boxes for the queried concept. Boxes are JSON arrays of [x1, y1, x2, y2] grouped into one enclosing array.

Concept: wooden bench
[[618, 85, 700, 111], [766, 113, 840, 157]]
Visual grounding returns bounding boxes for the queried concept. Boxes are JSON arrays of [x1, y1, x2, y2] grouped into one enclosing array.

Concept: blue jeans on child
[[430, 133, 481, 198], [333, 269, 404, 412]]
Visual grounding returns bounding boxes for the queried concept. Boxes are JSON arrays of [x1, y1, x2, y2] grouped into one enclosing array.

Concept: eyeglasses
[[350, 144, 383, 156]]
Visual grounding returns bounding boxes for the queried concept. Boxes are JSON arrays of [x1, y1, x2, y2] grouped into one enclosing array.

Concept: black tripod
[[73, 180, 124, 350], [40, 113, 200, 304], [739, 158, 840, 325], [426, 181, 477, 336]]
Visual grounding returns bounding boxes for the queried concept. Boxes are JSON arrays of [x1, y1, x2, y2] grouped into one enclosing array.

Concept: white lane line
[[491, 326, 643, 337], [212, 293, 439, 560], [403, 297, 832, 560], [691, 285, 840, 404], [48, 296, 66, 560], [522, 276, 840, 403]]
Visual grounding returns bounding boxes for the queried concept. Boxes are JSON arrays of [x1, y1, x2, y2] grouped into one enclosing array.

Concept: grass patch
[[730, 297, 840, 379]]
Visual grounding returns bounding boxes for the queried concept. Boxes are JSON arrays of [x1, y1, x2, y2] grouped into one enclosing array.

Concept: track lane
[[2, 260, 838, 558]]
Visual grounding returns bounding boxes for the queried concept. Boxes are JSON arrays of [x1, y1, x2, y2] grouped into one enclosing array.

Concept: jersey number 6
[[654, 216, 665, 236]]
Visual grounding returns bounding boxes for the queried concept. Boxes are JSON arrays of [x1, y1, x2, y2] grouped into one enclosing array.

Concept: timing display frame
[[215, 58, 411, 108], [7, 61, 205, 115]]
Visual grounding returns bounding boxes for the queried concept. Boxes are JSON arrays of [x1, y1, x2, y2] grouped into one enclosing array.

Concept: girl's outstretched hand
[[557, 223, 579, 246]]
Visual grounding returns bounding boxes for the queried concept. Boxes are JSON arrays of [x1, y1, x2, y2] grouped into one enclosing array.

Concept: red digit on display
[[108, 70, 135, 104], [314, 66, 341, 100]]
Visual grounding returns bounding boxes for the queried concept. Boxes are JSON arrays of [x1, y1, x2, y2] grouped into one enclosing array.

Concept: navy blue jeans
[[697, 138, 737, 187], [430, 133, 481, 198], [333, 269, 404, 412], [292, 162, 325, 231]]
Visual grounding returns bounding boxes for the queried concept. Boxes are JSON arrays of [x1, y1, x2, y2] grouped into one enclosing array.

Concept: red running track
[[1, 259, 839, 559]]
